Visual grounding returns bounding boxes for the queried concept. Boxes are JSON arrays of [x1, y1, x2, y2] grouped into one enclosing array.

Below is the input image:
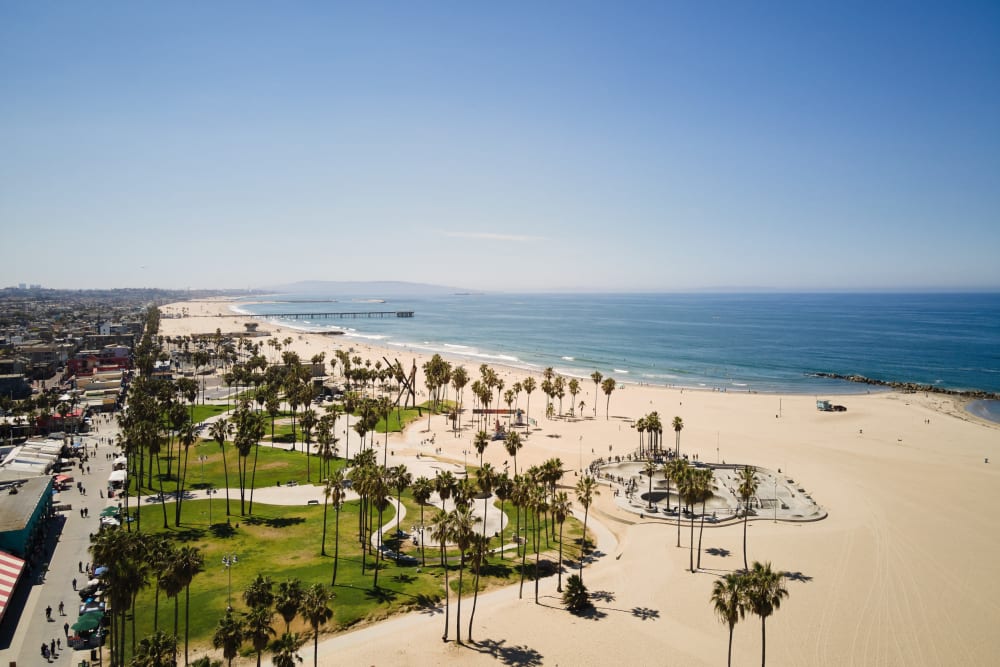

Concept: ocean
[[235, 292, 1000, 408]]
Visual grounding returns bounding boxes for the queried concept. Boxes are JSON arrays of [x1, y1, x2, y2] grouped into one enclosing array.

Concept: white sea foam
[[613, 369, 629, 374], [561, 356, 575, 361]]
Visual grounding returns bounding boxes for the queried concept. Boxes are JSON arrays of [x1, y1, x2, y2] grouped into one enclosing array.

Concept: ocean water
[[236, 292, 1000, 402]]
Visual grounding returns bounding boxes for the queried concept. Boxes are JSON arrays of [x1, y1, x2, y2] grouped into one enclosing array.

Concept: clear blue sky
[[2, 2, 998, 291]]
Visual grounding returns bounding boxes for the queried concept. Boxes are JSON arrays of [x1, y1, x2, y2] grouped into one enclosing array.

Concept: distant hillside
[[258, 280, 469, 297]]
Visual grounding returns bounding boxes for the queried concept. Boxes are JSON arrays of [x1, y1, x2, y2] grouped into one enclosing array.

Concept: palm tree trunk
[[248, 442, 261, 515], [441, 542, 450, 642], [221, 444, 231, 516], [468, 561, 481, 641], [743, 512, 749, 571], [557, 521, 565, 592], [728, 625, 734, 667], [697, 499, 707, 569], [534, 513, 541, 604], [761, 616, 767, 667], [580, 509, 589, 583], [156, 456, 169, 529], [184, 584, 191, 666], [689, 510, 696, 572], [455, 553, 464, 643], [332, 507, 341, 585], [321, 496, 329, 556]]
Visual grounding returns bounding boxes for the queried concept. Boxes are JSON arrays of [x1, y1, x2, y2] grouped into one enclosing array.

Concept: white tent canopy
[[107, 469, 127, 484]]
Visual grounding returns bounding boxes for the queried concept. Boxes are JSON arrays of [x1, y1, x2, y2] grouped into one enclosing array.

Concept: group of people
[[40, 637, 62, 662]]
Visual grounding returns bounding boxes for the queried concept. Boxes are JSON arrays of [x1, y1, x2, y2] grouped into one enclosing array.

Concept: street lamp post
[[199, 455, 208, 483], [773, 478, 777, 523], [222, 554, 238, 610]]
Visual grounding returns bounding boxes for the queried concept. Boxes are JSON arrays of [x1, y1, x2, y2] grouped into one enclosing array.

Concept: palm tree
[[328, 470, 346, 585], [672, 461, 691, 547], [271, 632, 304, 667], [212, 611, 245, 667], [209, 418, 233, 516], [174, 545, 204, 665], [390, 464, 412, 535], [130, 630, 177, 667], [672, 416, 684, 457], [574, 475, 599, 582], [466, 532, 491, 642], [473, 430, 490, 466], [411, 476, 433, 567], [244, 605, 276, 667], [677, 467, 700, 572], [590, 371, 602, 417], [504, 429, 523, 475], [563, 574, 591, 612], [493, 473, 513, 560], [243, 573, 275, 611], [696, 467, 715, 570], [738, 466, 760, 570], [435, 470, 456, 514], [450, 505, 477, 644], [429, 509, 453, 642], [745, 562, 789, 667], [601, 377, 616, 419], [662, 458, 686, 513], [521, 376, 536, 434], [642, 459, 658, 509], [275, 578, 305, 633], [300, 583, 334, 667], [711, 572, 746, 667], [551, 491, 572, 592]]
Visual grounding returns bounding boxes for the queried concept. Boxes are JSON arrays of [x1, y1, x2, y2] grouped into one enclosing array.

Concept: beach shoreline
[[158, 299, 1000, 666]]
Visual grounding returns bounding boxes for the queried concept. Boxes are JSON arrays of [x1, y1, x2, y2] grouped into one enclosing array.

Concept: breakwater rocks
[[811, 373, 1000, 401]]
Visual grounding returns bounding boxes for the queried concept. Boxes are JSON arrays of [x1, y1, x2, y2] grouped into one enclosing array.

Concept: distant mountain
[[258, 280, 469, 297]]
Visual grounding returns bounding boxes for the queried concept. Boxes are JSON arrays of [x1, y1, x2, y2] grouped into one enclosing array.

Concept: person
[[58, 600, 64, 615], [50, 638, 56, 655], [45, 604, 52, 620], [64, 622, 69, 636], [41, 643, 49, 661], [72, 578, 77, 590]]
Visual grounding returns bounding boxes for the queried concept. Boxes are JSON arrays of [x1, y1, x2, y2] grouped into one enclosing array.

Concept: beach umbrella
[[99, 507, 119, 517], [93, 566, 108, 576], [72, 611, 103, 632]]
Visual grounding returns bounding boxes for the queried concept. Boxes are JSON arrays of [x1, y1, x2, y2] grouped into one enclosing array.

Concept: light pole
[[222, 554, 238, 610], [578, 435, 583, 473], [207, 483, 213, 525], [773, 478, 777, 523]]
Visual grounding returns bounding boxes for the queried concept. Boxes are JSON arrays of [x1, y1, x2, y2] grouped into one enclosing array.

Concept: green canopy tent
[[71, 611, 104, 632], [99, 506, 120, 518]]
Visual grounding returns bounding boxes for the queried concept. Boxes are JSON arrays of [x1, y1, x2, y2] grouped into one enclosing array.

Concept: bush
[[562, 574, 592, 612]]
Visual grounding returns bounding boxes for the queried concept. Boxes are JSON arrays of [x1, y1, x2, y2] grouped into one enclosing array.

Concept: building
[[0, 476, 55, 559]]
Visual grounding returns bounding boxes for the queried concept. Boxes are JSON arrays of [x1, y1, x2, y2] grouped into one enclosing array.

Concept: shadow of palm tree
[[706, 547, 731, 557], [469, 638, 544, 665], [244, 515, 305, 528], [783, 571, 813, 582], [589, 590, 616, 603], [365, 587, 398, 603], [631, 606, 659, 620], [210, 523, 237, 538]]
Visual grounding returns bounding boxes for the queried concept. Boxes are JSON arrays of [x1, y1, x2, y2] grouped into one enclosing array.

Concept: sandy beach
[[159, 299, 1000, 666]]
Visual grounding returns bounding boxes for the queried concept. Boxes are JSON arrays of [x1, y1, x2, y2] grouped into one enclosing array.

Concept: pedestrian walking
[[45, 604, 52, 620], [72, 578, 77, 590], [78, 561, 82, 572], [57, 638, 61, 650], [64, 622, 69, 636], [50, 638, 56, 655], [41, 643, 49, 661], [58, 600, 64, 615]]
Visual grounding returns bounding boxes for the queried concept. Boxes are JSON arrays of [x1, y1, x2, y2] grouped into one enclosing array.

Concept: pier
[[240, 311, 414, 320]]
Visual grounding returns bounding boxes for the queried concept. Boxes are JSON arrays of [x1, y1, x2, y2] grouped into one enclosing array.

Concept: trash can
[[91, 648, 99, 660]]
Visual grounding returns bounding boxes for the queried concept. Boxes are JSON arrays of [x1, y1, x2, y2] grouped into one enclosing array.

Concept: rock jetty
[[811, 372, 1000, 401]]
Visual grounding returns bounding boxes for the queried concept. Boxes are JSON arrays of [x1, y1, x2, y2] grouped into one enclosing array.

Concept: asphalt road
[[0, 414, 121, 667]]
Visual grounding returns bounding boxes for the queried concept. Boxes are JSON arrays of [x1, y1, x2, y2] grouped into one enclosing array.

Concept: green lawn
[[123, 488, 584, 654]]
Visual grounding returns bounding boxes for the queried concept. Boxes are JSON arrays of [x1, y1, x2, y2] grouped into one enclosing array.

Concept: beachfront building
[[0, 476, 55, 559]]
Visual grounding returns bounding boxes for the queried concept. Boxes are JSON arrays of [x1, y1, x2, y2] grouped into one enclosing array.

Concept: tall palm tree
[[590, 371, 602, 417], [209, 418, 233, 517], [275, 578, 305, 633], [243, 573, 275, 611], [212, 611, 245, 667], [672, 416, 684, 457], [601, 377, 616, 419], [429, 509, 453, 642], [696, 467, 715, 570], [677, 467, 701, 572], [450, 505, 477, 644], [521, 376, 536, 434], [745, 561, 789, 667], [738, 466, 760, 570], [711, 572, 746, 667], [390, 464, 412, 535], [642, 459, 658, 509], [504, 430, 523, 475], [466, 532, 491, 642], [328, 470, 346, 585], [473, 430, 490, 466], [435, 470, 456, 514], [574, 475, 599, 582], [300, 583, 334, 667], [672, 461, 691, 547], [551, 491, 572, 592], [174, 545, 204, 665], [493, 473, 513, 560], [411, 476, 433, 567], [244, 605, 275, 667]]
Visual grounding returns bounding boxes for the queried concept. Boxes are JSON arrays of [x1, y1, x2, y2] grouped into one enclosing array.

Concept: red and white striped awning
[[0, 551, 26, 624]]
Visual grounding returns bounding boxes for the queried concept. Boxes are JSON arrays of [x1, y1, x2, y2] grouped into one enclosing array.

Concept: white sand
[[160, 300, 1000, 666]]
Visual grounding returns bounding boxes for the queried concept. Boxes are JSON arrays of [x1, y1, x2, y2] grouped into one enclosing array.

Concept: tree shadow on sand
[[589, 590, 616, 603], [706, 547, 731, 557], [783, 570, 813, 583], [631, 606, 659, 620], [469, 638, 544, 666]]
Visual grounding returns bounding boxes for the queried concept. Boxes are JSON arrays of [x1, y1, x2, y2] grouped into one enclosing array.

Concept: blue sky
[[2, 2, 998, 291]]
